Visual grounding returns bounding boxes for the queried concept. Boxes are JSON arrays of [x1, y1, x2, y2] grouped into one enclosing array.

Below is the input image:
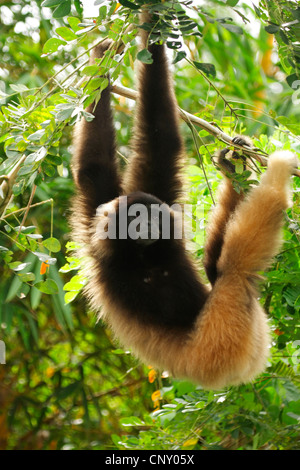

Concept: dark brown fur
[[71, 15, 297, 388]]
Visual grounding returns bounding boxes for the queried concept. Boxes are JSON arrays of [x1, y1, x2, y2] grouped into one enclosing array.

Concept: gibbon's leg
[[217, 150, 297, 276], [204, 136, 250, 285], [123, 15, 184, 205], [183, 151, 298, 388], [72, 40, 121, 222]]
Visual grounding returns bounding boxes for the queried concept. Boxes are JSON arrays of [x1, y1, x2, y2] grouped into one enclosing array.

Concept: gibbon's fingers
[[216, 135, 253, 175], [217, 150, 296, 276]]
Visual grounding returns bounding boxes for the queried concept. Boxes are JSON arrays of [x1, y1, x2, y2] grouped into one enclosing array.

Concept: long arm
[[123, 15, 184, 205], [72, 40, 121, 221]]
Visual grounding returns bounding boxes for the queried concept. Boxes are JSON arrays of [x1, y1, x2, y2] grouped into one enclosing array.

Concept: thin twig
[[18, 184, 37, 235], [0, 199, 54, 220]]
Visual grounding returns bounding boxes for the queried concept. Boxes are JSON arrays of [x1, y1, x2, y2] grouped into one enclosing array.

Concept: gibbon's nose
[[135, 217, 160, 245]]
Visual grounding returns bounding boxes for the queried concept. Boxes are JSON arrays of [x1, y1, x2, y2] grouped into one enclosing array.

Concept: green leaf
[[99, 5, 107, 21], [179, 22, 196, 32], [28, 129, 46, 141], [53, 1, 71, 19], [67, 16, 81, 32], [193, 61, 216, 78], [277, 115, 300, 134], [34, 279, 59, 294], [137, 49, 153, 64], [286, 73, 299, 89], [226, 0, 239, 5], [56, 26, 77, 41], [18, 164, 35, 176], [82, 111, 95, 122], [82, 65, 100, 76], [120, 416, 145, 427], [279, 30, 289, 45], [12, 179, 26, 196], [166, 41, 182, 50], [63, 280, 83, 291], [235, 161, 244, 174], [119, 0, 139, 10], [55, 104, 75, 121], [41, 162, 56, 177], [74, 0, 83, 15], [33, 251, 57, 265], [9, 262, 32, 272], [221, 23, 243, 35], [43, 38, 66, 54], [43, 237, 61, 253], [253, 4, 261, 17], [18, 272, 36, 282], [10, 84, 29, 93], [173, 51, 186, 64], [64, 291, 79, 303], [265, 24, 280, 34], [50, 265, 73, 329], [6, 276, 23, 302]]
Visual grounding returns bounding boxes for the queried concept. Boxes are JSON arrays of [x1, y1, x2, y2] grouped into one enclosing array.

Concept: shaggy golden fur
[[71, 15, 298, 389]]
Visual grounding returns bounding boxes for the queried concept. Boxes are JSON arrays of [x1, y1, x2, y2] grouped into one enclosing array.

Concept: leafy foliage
[[258, 0, 300, 89], [0, 0, 299, 450]]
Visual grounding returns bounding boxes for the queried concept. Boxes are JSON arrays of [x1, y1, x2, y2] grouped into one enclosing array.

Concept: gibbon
[[71, 15, 298, 389]]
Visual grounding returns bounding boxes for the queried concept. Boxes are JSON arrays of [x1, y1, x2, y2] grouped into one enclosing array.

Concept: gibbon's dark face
[[96, 191, 175, 248], [117, 191, 174, 247]]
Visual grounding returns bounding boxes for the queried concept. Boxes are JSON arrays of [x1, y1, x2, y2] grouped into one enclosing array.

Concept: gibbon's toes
[[217, 144, 248, 175], [91, 39, 113, 61], [219, 148, 231, 159], [232, 135, 253, 148], [217, 148, 236, 174], [268, 150, 299, 173]]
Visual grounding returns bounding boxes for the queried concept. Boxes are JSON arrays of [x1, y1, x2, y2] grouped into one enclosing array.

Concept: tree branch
[[111, 83, 300, 178]]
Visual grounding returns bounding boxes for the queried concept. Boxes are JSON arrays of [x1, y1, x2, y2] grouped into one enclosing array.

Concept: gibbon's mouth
[[134, 219, 161, 245]]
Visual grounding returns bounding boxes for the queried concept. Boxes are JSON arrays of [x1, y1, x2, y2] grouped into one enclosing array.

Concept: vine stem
[[18, 184, 37, 235]]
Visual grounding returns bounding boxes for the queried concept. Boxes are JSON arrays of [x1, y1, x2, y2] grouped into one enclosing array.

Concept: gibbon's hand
[[217, 135, 252, 175]]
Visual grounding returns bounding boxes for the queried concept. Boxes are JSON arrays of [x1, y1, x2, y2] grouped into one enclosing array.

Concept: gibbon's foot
[[91, 39, 113, 61], [261, 150, 298, 209], [217, 148, 236, 174], [231, 135, 253, 148], [217, 135, 252, 175], [267, 150, 299, 173]]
